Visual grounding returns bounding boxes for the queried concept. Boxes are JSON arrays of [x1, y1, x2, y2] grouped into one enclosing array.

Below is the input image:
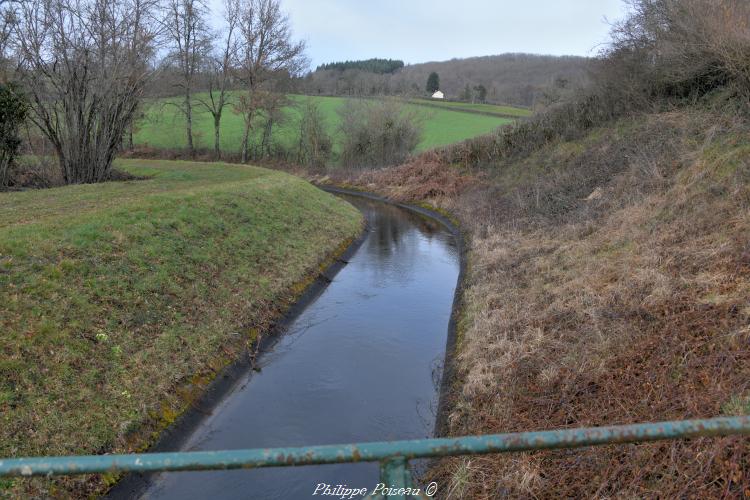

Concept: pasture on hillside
[[133, 94, 516, 157]]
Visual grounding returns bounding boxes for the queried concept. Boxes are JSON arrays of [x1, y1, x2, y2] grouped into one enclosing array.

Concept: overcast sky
[[209, 0, 630, 69]]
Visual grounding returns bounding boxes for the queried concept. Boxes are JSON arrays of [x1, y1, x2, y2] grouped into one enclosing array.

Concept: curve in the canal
[[127, 194, 460, 499]]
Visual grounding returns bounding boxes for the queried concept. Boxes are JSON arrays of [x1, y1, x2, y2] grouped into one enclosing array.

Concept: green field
[[134, 94, 516, 156], [0, 161, 362, 495]]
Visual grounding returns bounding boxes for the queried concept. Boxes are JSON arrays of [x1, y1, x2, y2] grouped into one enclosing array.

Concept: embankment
[[0, 159, 363, 497], [317, 106, 750, 497]]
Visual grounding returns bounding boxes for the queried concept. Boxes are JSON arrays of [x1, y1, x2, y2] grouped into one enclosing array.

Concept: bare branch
[[12, 0, 159, 183], [160, 0, 211, 155], [232, 0, 307, 162]]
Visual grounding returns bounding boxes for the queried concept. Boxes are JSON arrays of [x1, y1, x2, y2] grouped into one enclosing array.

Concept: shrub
[[0, 82, 28, 188], [296, 99, 332, 170], [338, 99, 422, 169], [440, 89, 635, 168], [13, 0, 158, 184], [605, 0, 750, 100]]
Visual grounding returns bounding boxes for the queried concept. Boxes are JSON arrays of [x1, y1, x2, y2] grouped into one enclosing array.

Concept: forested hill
[[397, 53, 591, 106], [316, 58, 405, 74], [302, 53, 592, 107]]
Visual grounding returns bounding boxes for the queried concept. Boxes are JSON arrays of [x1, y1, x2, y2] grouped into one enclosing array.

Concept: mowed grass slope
[[134, 94, 515, 155], [0, 160, 362, 494]]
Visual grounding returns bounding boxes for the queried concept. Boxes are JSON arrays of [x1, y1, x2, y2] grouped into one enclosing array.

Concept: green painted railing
[[1, 416, 748, 498]]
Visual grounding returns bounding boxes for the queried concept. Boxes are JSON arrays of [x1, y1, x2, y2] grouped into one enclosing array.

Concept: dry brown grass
[[356, 152, 479, 202], [335, 107, 750, 497]]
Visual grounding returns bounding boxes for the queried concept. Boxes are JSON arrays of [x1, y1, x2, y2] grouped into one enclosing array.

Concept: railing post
[[379, 456, 411, 499]]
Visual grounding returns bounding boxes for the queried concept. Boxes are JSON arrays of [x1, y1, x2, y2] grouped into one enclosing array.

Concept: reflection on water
[[138, 195, 459, 500]]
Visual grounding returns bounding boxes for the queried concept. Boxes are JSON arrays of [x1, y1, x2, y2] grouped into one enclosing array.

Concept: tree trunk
[[0, 151, 9, 187], [261, 118, 274, 158], [185, 87, 194, 157], [241, 119, 251, 163], [213, 113, 221, 160]]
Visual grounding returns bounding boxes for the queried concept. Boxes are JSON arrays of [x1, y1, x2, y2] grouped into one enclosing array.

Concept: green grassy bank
[[0, 160, 363, 496], [134, 94, 516, 156]]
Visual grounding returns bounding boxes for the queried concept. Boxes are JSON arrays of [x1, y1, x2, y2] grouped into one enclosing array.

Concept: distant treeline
[[302, 54, 591, 108], [145, 54, 591, 109], [316, 59, 405, 74]]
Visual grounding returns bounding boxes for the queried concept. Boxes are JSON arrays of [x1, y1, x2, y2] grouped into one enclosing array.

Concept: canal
[[128, 194, 460, 499]]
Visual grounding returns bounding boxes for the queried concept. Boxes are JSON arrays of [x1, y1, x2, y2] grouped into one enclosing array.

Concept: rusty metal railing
[[1, 416, 748, 498]]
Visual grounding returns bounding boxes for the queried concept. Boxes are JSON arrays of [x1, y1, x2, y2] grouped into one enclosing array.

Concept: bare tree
[[606, 0, 750, 100], [12, 0, 158, 184], [195, 0, 237, 159], [0, 0, 16, 79], [233, 0, 306, 163], [296, 97, 331, 170], [162, 0, 211, 157], [256, 90, 287, 158], [0, 1, 9, 52]]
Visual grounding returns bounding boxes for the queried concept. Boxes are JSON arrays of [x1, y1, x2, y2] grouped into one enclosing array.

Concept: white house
[[431, 90, 445, 99]]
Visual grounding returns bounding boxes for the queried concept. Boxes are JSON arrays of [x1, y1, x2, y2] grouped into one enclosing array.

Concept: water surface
[[142, 195, 459, 499]]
